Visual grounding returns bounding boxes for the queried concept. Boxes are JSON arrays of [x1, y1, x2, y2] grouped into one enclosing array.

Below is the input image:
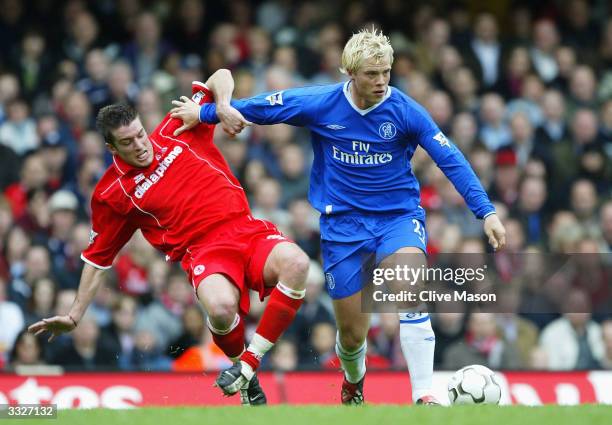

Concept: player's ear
[[106, 142, 118, 155]]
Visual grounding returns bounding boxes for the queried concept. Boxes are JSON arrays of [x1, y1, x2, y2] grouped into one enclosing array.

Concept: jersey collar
[[343, 80, 392, 116]]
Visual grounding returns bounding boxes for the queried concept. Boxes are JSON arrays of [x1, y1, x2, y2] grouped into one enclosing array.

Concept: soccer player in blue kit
[[171, 28, 506, 405]]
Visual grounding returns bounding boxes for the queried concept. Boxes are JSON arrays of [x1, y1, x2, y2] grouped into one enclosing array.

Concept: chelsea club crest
[[379, 122, 397, 140]]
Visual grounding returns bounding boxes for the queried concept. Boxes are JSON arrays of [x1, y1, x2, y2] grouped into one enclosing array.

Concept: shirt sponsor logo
[[379, 122, 397, 139], [433, 131, 451, 148], [332, 140, 392, 166], [134, 173, 145, 184], [265, 91, 283, 106], [134, 146, 183, 199]]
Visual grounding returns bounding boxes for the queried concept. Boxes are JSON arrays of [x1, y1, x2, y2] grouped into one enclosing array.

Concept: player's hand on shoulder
[[483, 213, 506, 251], [28, 315, 77, 342], [170, 96, 200, 136], [216, 103, 252, 137]]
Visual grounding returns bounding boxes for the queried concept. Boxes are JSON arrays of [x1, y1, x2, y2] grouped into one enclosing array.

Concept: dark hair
[[95, 103, 138, 145], [9, 329, 42, 364]]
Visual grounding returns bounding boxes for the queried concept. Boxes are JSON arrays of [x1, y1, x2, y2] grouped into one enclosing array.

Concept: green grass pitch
[[19, 405, 612, 425]]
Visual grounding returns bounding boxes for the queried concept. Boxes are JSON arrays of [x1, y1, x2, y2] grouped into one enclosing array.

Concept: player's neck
[[349, 82, 376, 110]]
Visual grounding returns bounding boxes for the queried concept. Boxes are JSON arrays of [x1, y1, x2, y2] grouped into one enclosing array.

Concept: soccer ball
[[447, 364, 502, 405]]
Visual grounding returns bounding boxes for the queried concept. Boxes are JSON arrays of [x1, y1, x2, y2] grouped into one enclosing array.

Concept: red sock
[[209, 315, 245, 360], [241, 286, 304, 370]]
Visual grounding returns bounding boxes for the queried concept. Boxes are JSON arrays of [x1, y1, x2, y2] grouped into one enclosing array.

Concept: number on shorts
[[412, 219, 425, 244]]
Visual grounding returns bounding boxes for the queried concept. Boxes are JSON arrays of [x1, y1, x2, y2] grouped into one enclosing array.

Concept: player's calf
[[198, 275, 244, 361], [240, 243, 309, 371]]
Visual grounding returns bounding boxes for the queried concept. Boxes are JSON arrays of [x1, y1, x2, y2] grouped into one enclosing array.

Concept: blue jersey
[[199, 81, 495, 242]]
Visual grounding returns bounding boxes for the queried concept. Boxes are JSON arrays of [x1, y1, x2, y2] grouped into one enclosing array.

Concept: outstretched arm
[[28, 264, 106, 341], [172, 80, 312, 136], [410, 107, 506, 250]]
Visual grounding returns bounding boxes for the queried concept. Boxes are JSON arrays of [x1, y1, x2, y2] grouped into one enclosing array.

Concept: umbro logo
[[326, 124, 346, 130], [266, 234, 286, 240]]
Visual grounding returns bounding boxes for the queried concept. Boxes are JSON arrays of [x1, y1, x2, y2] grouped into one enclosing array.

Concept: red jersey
[[81, 82, 251, 269]]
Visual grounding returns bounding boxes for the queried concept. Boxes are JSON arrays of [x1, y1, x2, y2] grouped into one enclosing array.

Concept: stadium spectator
[[529, 19, 560, 84], [289, 260, 333, 363], [8, 245, 51, 310], [0, 276, 24, 367], [167, 304, 206, 359], [501, 47, 532, 100], [302, 321, 337, 368], [287, 199, 321, 259], [251, 177, 291, 232], [478, 93, 511, 151], [122, 11, 174, 87], [443, 312, 523, 370], [568, 65, 598, 113], [601, 200, 612, 252], [172, 315, 235, 372], [10, 29, 54, 102], [570, 179, 600, 235], [100, 295, 138, 370], [62, 11, 102, 68], [127, 329, 172, 371], [495, 286, 539, 366], [540, 289, 605, 370], [278, 144, 309, 206], [24, 277, 56, 327], [462, 13, 505, 93], [0, 99, 39, 155], [76, 49, 112, 115], [432, 311, 466, 366], [369, 314, 404, 369], [8, 330, 45, 369], [489, 147, 520, 208], [268, 338, 298, 372], [50, 313, 117, 371], [512, 176, 548, 245], [601, 320, 612, 369]]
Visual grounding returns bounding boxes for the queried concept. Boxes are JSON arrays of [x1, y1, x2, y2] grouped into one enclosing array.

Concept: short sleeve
[[81, 196, 138, 269]]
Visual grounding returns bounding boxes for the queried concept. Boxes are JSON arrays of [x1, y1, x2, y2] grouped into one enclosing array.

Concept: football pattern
[[448, 364, 502, 405]]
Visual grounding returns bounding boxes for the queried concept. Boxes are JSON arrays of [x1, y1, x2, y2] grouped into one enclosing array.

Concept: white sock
[[398, 312, 435, 402], [335, 333, 367, 384], [245, 333, 274, 360]]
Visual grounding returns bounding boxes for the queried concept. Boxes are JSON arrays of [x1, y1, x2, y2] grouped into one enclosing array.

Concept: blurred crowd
[[0, 0, 612, 374]]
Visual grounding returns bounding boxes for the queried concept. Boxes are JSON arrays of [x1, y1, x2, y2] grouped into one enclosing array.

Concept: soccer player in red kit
[[28, 70, 310, 405]]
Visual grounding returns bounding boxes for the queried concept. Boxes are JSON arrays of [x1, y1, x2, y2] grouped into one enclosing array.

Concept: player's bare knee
[[279, 248, 309, 288], [338, 328, 367, 352], [206, 299, 238, 329]]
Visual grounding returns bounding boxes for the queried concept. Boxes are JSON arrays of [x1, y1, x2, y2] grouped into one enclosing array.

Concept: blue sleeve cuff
[[482, 210, 497, 220], [198, 104, 220, 123]]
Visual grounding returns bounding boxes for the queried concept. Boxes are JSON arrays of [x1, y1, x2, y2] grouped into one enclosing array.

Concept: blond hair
[[340, 27, 394, 75]]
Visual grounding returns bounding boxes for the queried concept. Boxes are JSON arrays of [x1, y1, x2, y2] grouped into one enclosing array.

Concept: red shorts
[[181, 215, 291, 316]]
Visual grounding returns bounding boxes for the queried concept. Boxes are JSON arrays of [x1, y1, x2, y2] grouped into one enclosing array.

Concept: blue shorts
[[321, 213, 427, 299]]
